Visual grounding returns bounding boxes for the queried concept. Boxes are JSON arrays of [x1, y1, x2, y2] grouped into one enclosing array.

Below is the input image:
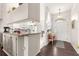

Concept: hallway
[[37, 40, 78, 56]]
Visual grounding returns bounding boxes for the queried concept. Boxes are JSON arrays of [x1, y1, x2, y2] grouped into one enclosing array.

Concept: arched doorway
[[54, 20, 67, 41]]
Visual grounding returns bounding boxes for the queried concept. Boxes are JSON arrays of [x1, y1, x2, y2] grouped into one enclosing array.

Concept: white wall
[[70, 4, 79, 53], [28, 3, 40, 22], [40, 4, 49, 49], [40, 4, 46, 49], [46, 12, 52, 30]]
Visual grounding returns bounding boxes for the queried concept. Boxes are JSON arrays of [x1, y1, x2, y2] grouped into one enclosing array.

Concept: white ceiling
[[46, 3, 73, 14], [0, 3, 75, 18]]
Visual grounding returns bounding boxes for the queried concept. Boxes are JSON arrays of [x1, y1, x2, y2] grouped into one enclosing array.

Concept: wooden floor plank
[[37, 40, 79, 56]]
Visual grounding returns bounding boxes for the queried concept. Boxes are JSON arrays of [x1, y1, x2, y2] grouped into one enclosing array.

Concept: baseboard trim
[[70, 43, 79, 54], [40, 41, 49, 49], [2, 49, 11, 56], [35, 50, 40, 56]]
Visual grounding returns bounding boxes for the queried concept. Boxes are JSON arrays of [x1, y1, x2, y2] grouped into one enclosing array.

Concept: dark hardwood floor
[[37, 40, 79, 56]]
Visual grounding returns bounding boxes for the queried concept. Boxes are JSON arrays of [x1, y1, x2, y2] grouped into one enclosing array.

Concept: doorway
[[54, 20, 67, 41]]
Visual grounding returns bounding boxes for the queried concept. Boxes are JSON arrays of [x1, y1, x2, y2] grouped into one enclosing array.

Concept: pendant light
[[55, 8, 64, 21]]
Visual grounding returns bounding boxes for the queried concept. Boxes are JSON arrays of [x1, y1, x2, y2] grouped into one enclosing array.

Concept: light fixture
[[8, 3, 19, 13], [55, 8, 64, 21], [71, 14, 78, 21]]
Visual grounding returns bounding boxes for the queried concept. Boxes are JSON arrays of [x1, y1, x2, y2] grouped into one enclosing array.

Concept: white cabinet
[[6, 4, 28, 24], [28, 3, 40, 22], [12, 35, 17, 56], [24, 36, 28, 56], [3, 33, 40, 56], [5, 3, 40, 24], [17, 34, 40, 56], [3, 33, 28, 56], [3, 33, 13, 55], [16, 36, 28, 56], [28, 34, 40, 56], [17, 36, 25, 56], [7, 35, 13, 55], [3, 34, 6, 51]]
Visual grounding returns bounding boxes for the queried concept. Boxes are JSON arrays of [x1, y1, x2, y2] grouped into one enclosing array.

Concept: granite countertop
[[18, 33, 40, 36], [3, 32, 40, 36]]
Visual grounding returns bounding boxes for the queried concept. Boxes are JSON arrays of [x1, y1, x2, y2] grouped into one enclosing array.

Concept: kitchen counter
[[18, 33, 40, 36], [3, 32, 40, 36], [3, 32, 40, 56]]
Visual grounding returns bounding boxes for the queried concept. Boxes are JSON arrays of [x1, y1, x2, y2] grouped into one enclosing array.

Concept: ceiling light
[[55, 8, 64, 21]]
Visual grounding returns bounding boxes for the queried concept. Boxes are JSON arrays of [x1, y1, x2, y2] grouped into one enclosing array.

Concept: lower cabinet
[[12, 35, 17, 56], [3, 33, 40, 56], [13, 36, 28, 56], [17, 36, 26, 56], [3, 33, 13, 55], [28, 34, 40, 56], [3, 33, 28, 56]]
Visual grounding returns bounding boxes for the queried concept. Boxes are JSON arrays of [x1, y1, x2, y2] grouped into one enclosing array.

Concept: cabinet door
[[3, 34, 15, 56], [24, 36, 28, 56], [3, 34, 9, 55], [8, 36, 13, 55], [28, 34, 40, 56], [12, 36, 17, 56], [17, 37, 24, 56], [6, 34, 10, 54], [28, 3, 40, 22], [3, 34, 6, 50], [3, 34, 8, 52]]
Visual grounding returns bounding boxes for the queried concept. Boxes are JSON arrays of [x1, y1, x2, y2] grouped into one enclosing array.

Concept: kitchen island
[[3, 32, 40, 56]]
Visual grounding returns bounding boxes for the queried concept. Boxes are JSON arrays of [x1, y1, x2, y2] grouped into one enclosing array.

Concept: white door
[[54, 20, 67, 41]]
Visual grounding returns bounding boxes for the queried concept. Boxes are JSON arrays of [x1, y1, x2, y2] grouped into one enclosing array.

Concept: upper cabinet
[[28, 3, 40, 22], [7, 3, 28, 23], [5, 3, 40, 24]]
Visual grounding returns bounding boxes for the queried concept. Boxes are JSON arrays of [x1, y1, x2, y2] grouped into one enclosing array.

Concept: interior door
[[54, 20, 67, 41]]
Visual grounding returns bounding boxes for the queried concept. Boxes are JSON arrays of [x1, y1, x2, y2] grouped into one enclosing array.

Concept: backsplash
[[5, 20, 40, 34]]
